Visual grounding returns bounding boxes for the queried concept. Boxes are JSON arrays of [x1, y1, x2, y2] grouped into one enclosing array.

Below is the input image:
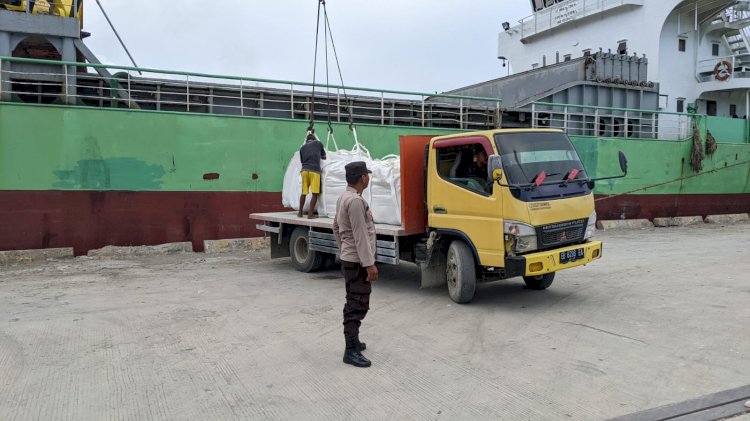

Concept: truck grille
[[537, 219, 587, 248]]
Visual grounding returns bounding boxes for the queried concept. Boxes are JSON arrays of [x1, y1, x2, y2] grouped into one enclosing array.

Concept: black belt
[[340, 260, 361, 269]]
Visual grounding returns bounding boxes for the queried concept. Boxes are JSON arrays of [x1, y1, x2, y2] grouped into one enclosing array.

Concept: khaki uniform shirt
[[332, 186, 377, 267]]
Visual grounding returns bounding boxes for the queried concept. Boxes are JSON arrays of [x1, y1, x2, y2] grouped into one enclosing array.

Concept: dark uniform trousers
[[341, 260, 371, 338]]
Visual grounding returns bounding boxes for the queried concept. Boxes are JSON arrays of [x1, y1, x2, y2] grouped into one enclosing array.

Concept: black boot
[[354, 337, 367, 351], [343, 337, 371, 367]]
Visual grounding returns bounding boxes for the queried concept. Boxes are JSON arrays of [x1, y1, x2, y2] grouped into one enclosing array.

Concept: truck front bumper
[[504, 241, 603, 278]]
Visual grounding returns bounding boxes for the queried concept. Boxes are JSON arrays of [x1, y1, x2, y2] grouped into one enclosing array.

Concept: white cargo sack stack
[[367, 155, 401, 225], [280, 128, 402, 225], [281, 146, 306, 211]]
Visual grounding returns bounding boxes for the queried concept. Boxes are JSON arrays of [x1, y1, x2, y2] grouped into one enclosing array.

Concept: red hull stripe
[[0, 191, 285, 256], [595, 194, 750, 221], [0, 191, 748, 255]]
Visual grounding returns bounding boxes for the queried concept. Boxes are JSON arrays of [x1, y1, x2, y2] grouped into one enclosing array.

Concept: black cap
[[345, 161, 372, 178]]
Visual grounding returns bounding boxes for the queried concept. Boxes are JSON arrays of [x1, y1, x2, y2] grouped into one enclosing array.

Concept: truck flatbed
[[250, 211, 409, 237]]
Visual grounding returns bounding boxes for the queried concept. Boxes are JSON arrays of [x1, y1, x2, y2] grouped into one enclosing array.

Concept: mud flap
[[270, 232, 290, 259], [420, 248, 447, 289]]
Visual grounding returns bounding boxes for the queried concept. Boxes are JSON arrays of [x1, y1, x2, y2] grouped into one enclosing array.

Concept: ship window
[[678, 39, 686, 52], [712, 43, 720, 57], [677, 98, 685, 113], [563, 54, 572, 62], [730, 104, 737, 117]]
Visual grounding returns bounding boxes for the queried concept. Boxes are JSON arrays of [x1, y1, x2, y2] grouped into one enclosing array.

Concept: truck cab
[[425, 129, 604, 302]]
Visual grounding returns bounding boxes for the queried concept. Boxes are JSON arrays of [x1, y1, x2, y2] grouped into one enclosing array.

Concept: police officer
[[332, 161, 377, 368]]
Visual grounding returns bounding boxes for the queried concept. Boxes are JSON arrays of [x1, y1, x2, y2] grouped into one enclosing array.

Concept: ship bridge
[[693, 2, 750, 118], [485, 0, 750, 141], [517, 0, 645, 42]]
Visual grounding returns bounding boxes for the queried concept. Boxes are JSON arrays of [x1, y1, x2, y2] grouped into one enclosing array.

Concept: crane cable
[[323, 6, 354, 130], [308, 0, 323, 133], [309, 0, 355, 136]]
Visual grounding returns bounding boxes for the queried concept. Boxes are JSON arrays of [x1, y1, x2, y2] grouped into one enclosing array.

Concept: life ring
[[714, 61, 733, 81]]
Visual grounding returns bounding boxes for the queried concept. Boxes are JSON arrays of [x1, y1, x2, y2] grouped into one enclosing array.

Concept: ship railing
[[696, 54, 750, 82], [531, 102, 692, 141], [516, 0, 641, 40], [0, 56, 503, 131]]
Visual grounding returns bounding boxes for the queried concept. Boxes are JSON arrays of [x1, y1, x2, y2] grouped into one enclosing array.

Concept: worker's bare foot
[[297, 212, 304, 218], [307, 215, 318, 219]]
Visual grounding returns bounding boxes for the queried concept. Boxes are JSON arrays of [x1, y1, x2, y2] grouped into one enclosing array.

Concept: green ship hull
[[0, 50, 748, 255], [1, 101, 748, 255]]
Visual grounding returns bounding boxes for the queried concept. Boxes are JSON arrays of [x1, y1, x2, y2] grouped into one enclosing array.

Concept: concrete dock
[[1, 224, 749, 420]]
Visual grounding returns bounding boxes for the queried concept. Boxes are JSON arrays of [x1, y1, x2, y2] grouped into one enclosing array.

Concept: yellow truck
[[252, 129, 627, 303]]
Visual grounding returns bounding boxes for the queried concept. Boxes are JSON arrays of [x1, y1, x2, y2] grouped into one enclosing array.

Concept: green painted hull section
[[0, 103, 459, 192], [1, 103, 749, 195], [571, 135, 750, 195], [706, 117, 750, 145]]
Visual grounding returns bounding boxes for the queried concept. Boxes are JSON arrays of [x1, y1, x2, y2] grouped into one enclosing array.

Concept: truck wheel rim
[[447, 252, 458, 287], [294, 237, 309, 262]]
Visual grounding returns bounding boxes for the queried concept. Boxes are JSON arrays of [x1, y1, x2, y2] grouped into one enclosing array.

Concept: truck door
[[428, 136, 504, 268]]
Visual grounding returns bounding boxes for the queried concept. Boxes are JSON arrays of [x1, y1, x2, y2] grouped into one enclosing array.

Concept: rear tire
[[523, 273, 555, 290], [289, 227, 323, 272], [446, 241, 476, 304]]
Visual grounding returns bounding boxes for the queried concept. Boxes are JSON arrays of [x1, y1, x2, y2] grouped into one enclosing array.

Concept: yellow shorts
[[301, 171, 321, 195]]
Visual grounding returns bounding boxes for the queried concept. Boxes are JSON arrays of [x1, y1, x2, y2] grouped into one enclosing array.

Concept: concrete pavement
[[1, 224, 749, 420]]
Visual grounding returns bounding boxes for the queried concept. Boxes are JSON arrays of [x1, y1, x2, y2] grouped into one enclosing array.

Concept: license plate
[[559, 248, 585, 264]]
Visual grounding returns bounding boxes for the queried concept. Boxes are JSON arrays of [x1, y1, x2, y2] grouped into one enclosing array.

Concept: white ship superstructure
[[446, 0, 750, 139], [500, 0, 750, 117]]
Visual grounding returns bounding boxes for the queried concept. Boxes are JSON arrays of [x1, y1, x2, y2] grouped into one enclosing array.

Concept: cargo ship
[[0, 0, 748, 255]]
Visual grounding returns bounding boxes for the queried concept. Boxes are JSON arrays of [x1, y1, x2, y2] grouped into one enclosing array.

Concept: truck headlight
[[504, 220, 538, 254], [584, 211, 597, 240]]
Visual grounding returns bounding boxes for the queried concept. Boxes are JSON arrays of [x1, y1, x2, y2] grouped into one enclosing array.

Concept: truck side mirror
[[488, 155, 503, 174], [618, 151, 628, 175], [488, 155, 504, 185]]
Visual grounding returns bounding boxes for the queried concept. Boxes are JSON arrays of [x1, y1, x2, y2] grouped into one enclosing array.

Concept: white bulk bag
[[281, 148, 306, 210], [317, 139, 372, 219], [367, 155, 401, 225]]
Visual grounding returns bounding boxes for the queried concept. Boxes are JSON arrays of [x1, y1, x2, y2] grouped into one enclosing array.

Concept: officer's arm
[[320, 143, 327, 160], [332, 210, 341, 246], [348, 199, 375, 267]]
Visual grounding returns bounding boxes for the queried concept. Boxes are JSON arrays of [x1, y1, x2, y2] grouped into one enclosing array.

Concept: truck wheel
[[446, 241, 476, 304], [289, 227, 323, 272], [523, 273, 555, 290]]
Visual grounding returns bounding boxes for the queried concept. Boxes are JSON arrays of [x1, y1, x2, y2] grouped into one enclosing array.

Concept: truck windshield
[[494, 132, 587, 185]]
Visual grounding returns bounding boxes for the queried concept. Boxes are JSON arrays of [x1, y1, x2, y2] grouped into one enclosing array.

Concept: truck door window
[[436, 144, 490, 195]]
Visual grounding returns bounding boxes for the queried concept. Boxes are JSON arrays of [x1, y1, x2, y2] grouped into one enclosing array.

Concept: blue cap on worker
[[345, 161, 372, 178]]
